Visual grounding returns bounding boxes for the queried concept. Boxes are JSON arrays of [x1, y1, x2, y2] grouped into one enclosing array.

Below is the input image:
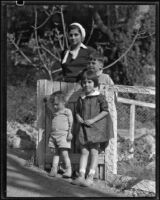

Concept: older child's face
[[69, 28, 82, 47], [82, 79, 95, 94], [87, 59, 103, 73]]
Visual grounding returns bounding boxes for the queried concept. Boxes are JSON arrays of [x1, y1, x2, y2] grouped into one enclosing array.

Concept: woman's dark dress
[[76, 93, 109, 146], [61, 46, 95, 82]]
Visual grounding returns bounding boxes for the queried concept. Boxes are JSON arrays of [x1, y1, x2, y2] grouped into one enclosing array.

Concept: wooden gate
[[36, 80, 117, 180]]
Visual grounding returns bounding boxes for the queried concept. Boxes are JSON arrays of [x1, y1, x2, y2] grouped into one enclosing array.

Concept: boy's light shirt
[[62, 43, 87, 64]]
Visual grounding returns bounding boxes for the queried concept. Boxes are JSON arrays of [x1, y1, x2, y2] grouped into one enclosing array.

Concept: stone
[[131, 180, 155, 193]]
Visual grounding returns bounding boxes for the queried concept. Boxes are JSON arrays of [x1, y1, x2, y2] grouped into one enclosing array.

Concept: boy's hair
[[80, 70, 99, 87], [89, 52, 104, 65], [49, 91, 66, 104]]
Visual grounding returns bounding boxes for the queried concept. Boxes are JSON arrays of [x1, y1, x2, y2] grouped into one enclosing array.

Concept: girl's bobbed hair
[[80, 70, 99, 88]]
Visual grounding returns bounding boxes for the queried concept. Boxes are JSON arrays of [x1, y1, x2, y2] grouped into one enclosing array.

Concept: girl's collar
[[80, 89, 100, 99]]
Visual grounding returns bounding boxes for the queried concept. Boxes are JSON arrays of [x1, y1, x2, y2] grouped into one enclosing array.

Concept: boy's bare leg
[[60, 149, 72, 178], [49, 148, 60, 177]]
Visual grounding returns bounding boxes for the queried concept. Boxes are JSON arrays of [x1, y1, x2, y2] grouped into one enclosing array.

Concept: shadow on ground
[[7, 148, 122, 197]]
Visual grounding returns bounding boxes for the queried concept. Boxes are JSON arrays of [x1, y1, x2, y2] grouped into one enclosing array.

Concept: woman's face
[[81, 79, 95, 94], [69, 28, 82, 47]]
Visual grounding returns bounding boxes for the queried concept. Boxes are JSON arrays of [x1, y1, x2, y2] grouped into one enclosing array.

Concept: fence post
[[129, 104, 135, 158]]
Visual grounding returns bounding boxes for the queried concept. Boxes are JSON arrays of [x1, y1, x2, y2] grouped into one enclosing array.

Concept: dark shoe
[[71, 172, 85, 185], [62, 167, 72, 178], [48, 166, 58, 177], [80, 173, 94, 187]]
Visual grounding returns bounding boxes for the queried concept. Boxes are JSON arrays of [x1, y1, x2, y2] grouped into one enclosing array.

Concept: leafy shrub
[[7, 83, 36, 124]]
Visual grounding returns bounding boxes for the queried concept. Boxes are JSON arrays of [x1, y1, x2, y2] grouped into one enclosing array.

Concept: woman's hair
[[49, 91, 66, 104], [68, 25, 81, 34], [80, 70, 99, 88]]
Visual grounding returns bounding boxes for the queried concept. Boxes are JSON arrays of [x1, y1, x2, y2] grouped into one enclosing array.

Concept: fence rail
[[36, 80, 155, 180]]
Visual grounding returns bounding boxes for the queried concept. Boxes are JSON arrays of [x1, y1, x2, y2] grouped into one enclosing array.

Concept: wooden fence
[[36, 80, 155, 180]]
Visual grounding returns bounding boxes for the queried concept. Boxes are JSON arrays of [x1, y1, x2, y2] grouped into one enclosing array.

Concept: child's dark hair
[[89, 52, 105, 65], [80, 70, 99, 88], [49, 91, 66, 104]]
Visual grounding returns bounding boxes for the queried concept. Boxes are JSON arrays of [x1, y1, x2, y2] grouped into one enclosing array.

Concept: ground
[[7, 148, 125, 197]]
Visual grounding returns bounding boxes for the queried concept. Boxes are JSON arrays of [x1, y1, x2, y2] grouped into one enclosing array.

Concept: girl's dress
[[76, 90, 109, 146]]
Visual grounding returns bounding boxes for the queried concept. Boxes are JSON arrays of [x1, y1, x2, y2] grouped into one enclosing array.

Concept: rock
[[12, 136, 21, 148], [106, 173, 137, 190], [16, 129, 32, 141], [131, 180, 155, 193]]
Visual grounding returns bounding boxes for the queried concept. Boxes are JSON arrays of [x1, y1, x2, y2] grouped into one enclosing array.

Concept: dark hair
[[89, 52, 105, 65], [49, 91, 66, 104], [80, 70, 99, 87], [68, 25, 81, 35]]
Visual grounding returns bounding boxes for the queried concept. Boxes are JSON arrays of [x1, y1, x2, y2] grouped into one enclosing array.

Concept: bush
[[7, 83, 36, 124]]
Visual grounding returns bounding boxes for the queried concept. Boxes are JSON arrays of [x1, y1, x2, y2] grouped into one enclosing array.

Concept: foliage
[[7, 83, 36, 124], [6, 4, 156, 86]]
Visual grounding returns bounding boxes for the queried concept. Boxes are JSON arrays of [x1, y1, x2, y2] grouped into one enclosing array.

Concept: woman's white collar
[[62, 43, 87, 64]]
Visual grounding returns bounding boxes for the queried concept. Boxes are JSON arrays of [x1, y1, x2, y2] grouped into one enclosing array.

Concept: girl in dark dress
[[73, 70, 109, 187], [61, 22, 95, 82]]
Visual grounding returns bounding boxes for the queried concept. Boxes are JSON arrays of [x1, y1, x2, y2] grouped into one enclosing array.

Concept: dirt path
[[7, 149, 123, 197]]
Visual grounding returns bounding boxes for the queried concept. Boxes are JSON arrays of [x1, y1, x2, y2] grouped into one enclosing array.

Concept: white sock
[[79, 168, 86, 174], [89, 169, 95, 175]]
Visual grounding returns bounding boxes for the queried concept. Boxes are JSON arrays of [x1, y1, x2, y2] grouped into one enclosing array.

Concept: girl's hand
[[84, 119, 95, 126], [67, 133, 73, 141], [76, 114, 84, 124]]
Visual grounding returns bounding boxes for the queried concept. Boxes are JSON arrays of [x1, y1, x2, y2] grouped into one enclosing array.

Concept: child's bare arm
[[67, 109, 73, 141], [84, 111, 108, 126], [76, 113, 84, 124]]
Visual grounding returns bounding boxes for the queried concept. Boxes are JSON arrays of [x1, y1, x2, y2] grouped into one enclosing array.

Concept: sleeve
[[76, 97, 81, 115], [66, 109, 73, 132], [104, 74, 114, 85], [98, 94, 108, 112]]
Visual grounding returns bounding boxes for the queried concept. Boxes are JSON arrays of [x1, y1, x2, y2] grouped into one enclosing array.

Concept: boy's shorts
[[48, 134, 71, 149]]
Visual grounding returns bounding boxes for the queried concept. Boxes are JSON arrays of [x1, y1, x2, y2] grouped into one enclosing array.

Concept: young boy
[[87, 52, 114, 86], [47, 91, 73, 178]]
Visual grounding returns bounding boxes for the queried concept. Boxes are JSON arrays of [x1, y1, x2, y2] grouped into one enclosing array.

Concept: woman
[[61, 22, 95, 82]]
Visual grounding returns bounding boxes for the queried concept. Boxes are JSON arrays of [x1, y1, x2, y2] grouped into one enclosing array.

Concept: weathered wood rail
[[36, 80, 155, 180]]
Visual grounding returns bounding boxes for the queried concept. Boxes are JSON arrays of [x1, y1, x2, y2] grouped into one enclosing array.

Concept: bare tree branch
[[137, 32, 155, 39], [33, 7, 53, 81], [60, 6, 68, 49], [85, 18, 95, 45], [93, 10, 114, 42], [7, 34, 34, 65], [103, 29, 140, 70], [40, 44, 61, 62]]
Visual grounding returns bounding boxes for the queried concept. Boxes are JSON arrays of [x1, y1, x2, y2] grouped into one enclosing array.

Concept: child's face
[[53, 98, 65, 111], [87, 59, 103, 74], [81, 79, 95, 94]]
